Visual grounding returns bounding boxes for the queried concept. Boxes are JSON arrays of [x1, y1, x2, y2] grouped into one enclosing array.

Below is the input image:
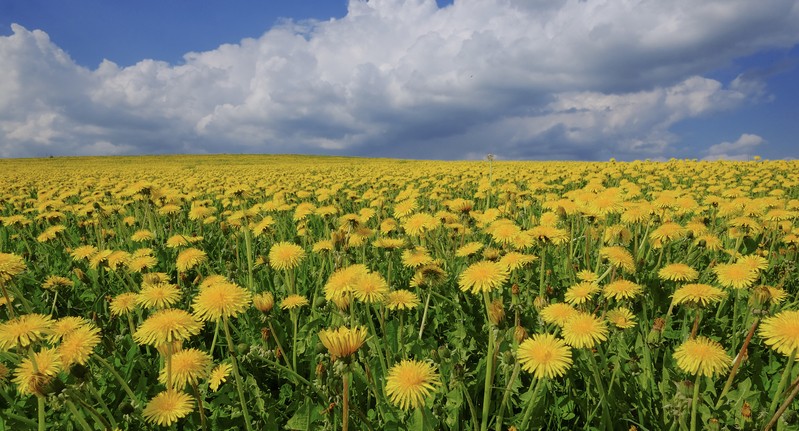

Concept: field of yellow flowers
[[0, 154, 798, 430]]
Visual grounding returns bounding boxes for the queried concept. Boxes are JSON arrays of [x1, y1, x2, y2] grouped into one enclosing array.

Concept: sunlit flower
[[42, 275, 73, 290], [110, 292, 139, 316], [0, 314, 53, 351], [517, 333, 573, 379], [59, 326, 101, 368], [458, 261, 509, 294], [137, 282, 181, 309], [605, 307, 637, 329], [385, 360, 441, 410], [658, 263, 699, 282], [269, 242, 306, 270], [159, 348, 212, 388], [564, 282, 600, 305], [713, 263, 758, 289], [352, 272, 389, 303], [0, 253, 26, 283], [562, 312, 608, 349], [673, 336, 731, 377], [318, 326, 368, 361], [599, 246, 635, 272], [602, 279, 643, 301], [193, 281, 251, 322], [540, 303, 578, 327], [134, 309, 203, 347], [253, 292, 275, 313], [13, 347, 62, 396], [280, 294, 309, 310], [759, 310, 799, 357], [209, 363, 232, 392], [385, 290, 421, 311], [176, 248, 207, 273], [672, 284, 726, 307], [142, 390, 194, 426], [456, 242, 484, 257]]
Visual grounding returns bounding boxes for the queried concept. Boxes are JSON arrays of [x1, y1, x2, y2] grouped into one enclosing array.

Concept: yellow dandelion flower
[[176, 248, 207, 273], [385, 360, 441, 411], [455, 242, 484, 257], [209, 363, 232, 392], [192, 281, 251, 322], [373, 237, 406, 249], [385, 290, 421, 311], [0, 253, 26, 283], [713, 263, 757, 289], [42, 275, 73, 290], [658, 263, 699, 282], [137, 282, 181, 309], [672, 284, 726, 307], [576, 270, 599, 283], [562, 312, 608, 349], [280, 294, 309, 310], [517, 333, 573, 379], [599, 246, 635, 273], [58, 326, 101, 368], [353, 272, 389, 303], [110, 292, 139, 316], [131, 229, 156, 242], [70, 245, 98, 261], [458, 261, 509, 294], [736, 254, 768, 272], [564, 282, 600, 305], [269, 242, 306, 270], [498, 252, 537, 272], [401, 247, 433, 268], [759, 310, 799, 357], [402, 213, 439, 237], [318, 326, 368, 361], [133, 309, 203, 347], [36, 225, 65, 243], [49, 316, 93, 342], [159, 348, 212, 388], [602, 279, 643, 301], [0, 314, 53, 350], [605, 308, 637, 329], [13, 347, 62, 396], [324, 264, 368, 304], [673, 337, 731, 377], [527, 225, 569, 245], [539, 300, 579, 325], [142, 390, 194, 426]]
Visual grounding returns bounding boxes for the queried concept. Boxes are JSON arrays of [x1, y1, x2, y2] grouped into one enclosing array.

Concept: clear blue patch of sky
[[671, 45, 799, 159]]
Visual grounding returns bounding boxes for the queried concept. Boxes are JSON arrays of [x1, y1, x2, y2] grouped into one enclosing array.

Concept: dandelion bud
[[502, 351, 515, 366], [647, 318, 665, 345], [316, 362, 325, 379], [533, 295, 547, 311], [511, 283, 520, 296], [438, 345, 451, 360], [488, 299, 505, 326], [72, 267, 88, 283], [706, 418, 720, 431], [514, 325, 528, 343], [741, 401, 751, 421], [677, 379, 694, 397], [253, 292, 275, 313], [260, 327, 271, 342]]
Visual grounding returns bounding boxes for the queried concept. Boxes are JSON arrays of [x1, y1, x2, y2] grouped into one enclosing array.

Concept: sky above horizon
[[1, 0, 798, 161]]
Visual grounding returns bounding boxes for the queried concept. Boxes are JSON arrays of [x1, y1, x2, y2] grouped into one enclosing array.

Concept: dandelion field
[[0, 154, 798, 430]]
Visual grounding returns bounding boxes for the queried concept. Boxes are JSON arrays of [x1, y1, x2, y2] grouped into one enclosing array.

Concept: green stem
[[519, 378, 544, 430], [481, 291, 495, 431], [715, 317, 759, 408], [94, 354, 138, 406], [538, 247, 547, 298], [418, 288, 433, 340], [222, 316, 254, 431], [291, 310, 299, 372], [461, 381, 480, 431], [769, 348, 797, 416], [267, 319, 293, 369], [495, 362, 521, 431], [690, 373, 701, 431], [88, 381, 118, 428], [37, 396, 45, 431], [343, 371, 350, 431], [65, 399, 93, 431], [587, 351, 611, 429], [191, 382, 210, 431], [765, 374, 799, 431]]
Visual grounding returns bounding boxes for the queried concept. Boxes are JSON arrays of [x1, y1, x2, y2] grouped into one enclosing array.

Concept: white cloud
[[1, 0, 798, 159], [703, 133, 765, 160]]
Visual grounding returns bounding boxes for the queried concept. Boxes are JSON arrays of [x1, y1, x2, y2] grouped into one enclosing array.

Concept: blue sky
[[1, 0, 797, 160]]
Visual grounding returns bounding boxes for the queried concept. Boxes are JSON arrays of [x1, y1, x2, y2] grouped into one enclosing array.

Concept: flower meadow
[[0, 154, 798, 431]]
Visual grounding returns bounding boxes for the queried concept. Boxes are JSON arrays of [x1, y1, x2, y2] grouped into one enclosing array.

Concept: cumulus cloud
[[703, 133, 765, 161], [1, 0, 798, 159]]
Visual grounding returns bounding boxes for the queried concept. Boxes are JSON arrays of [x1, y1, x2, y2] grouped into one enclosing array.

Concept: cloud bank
[[1, 0, 798, 159]]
